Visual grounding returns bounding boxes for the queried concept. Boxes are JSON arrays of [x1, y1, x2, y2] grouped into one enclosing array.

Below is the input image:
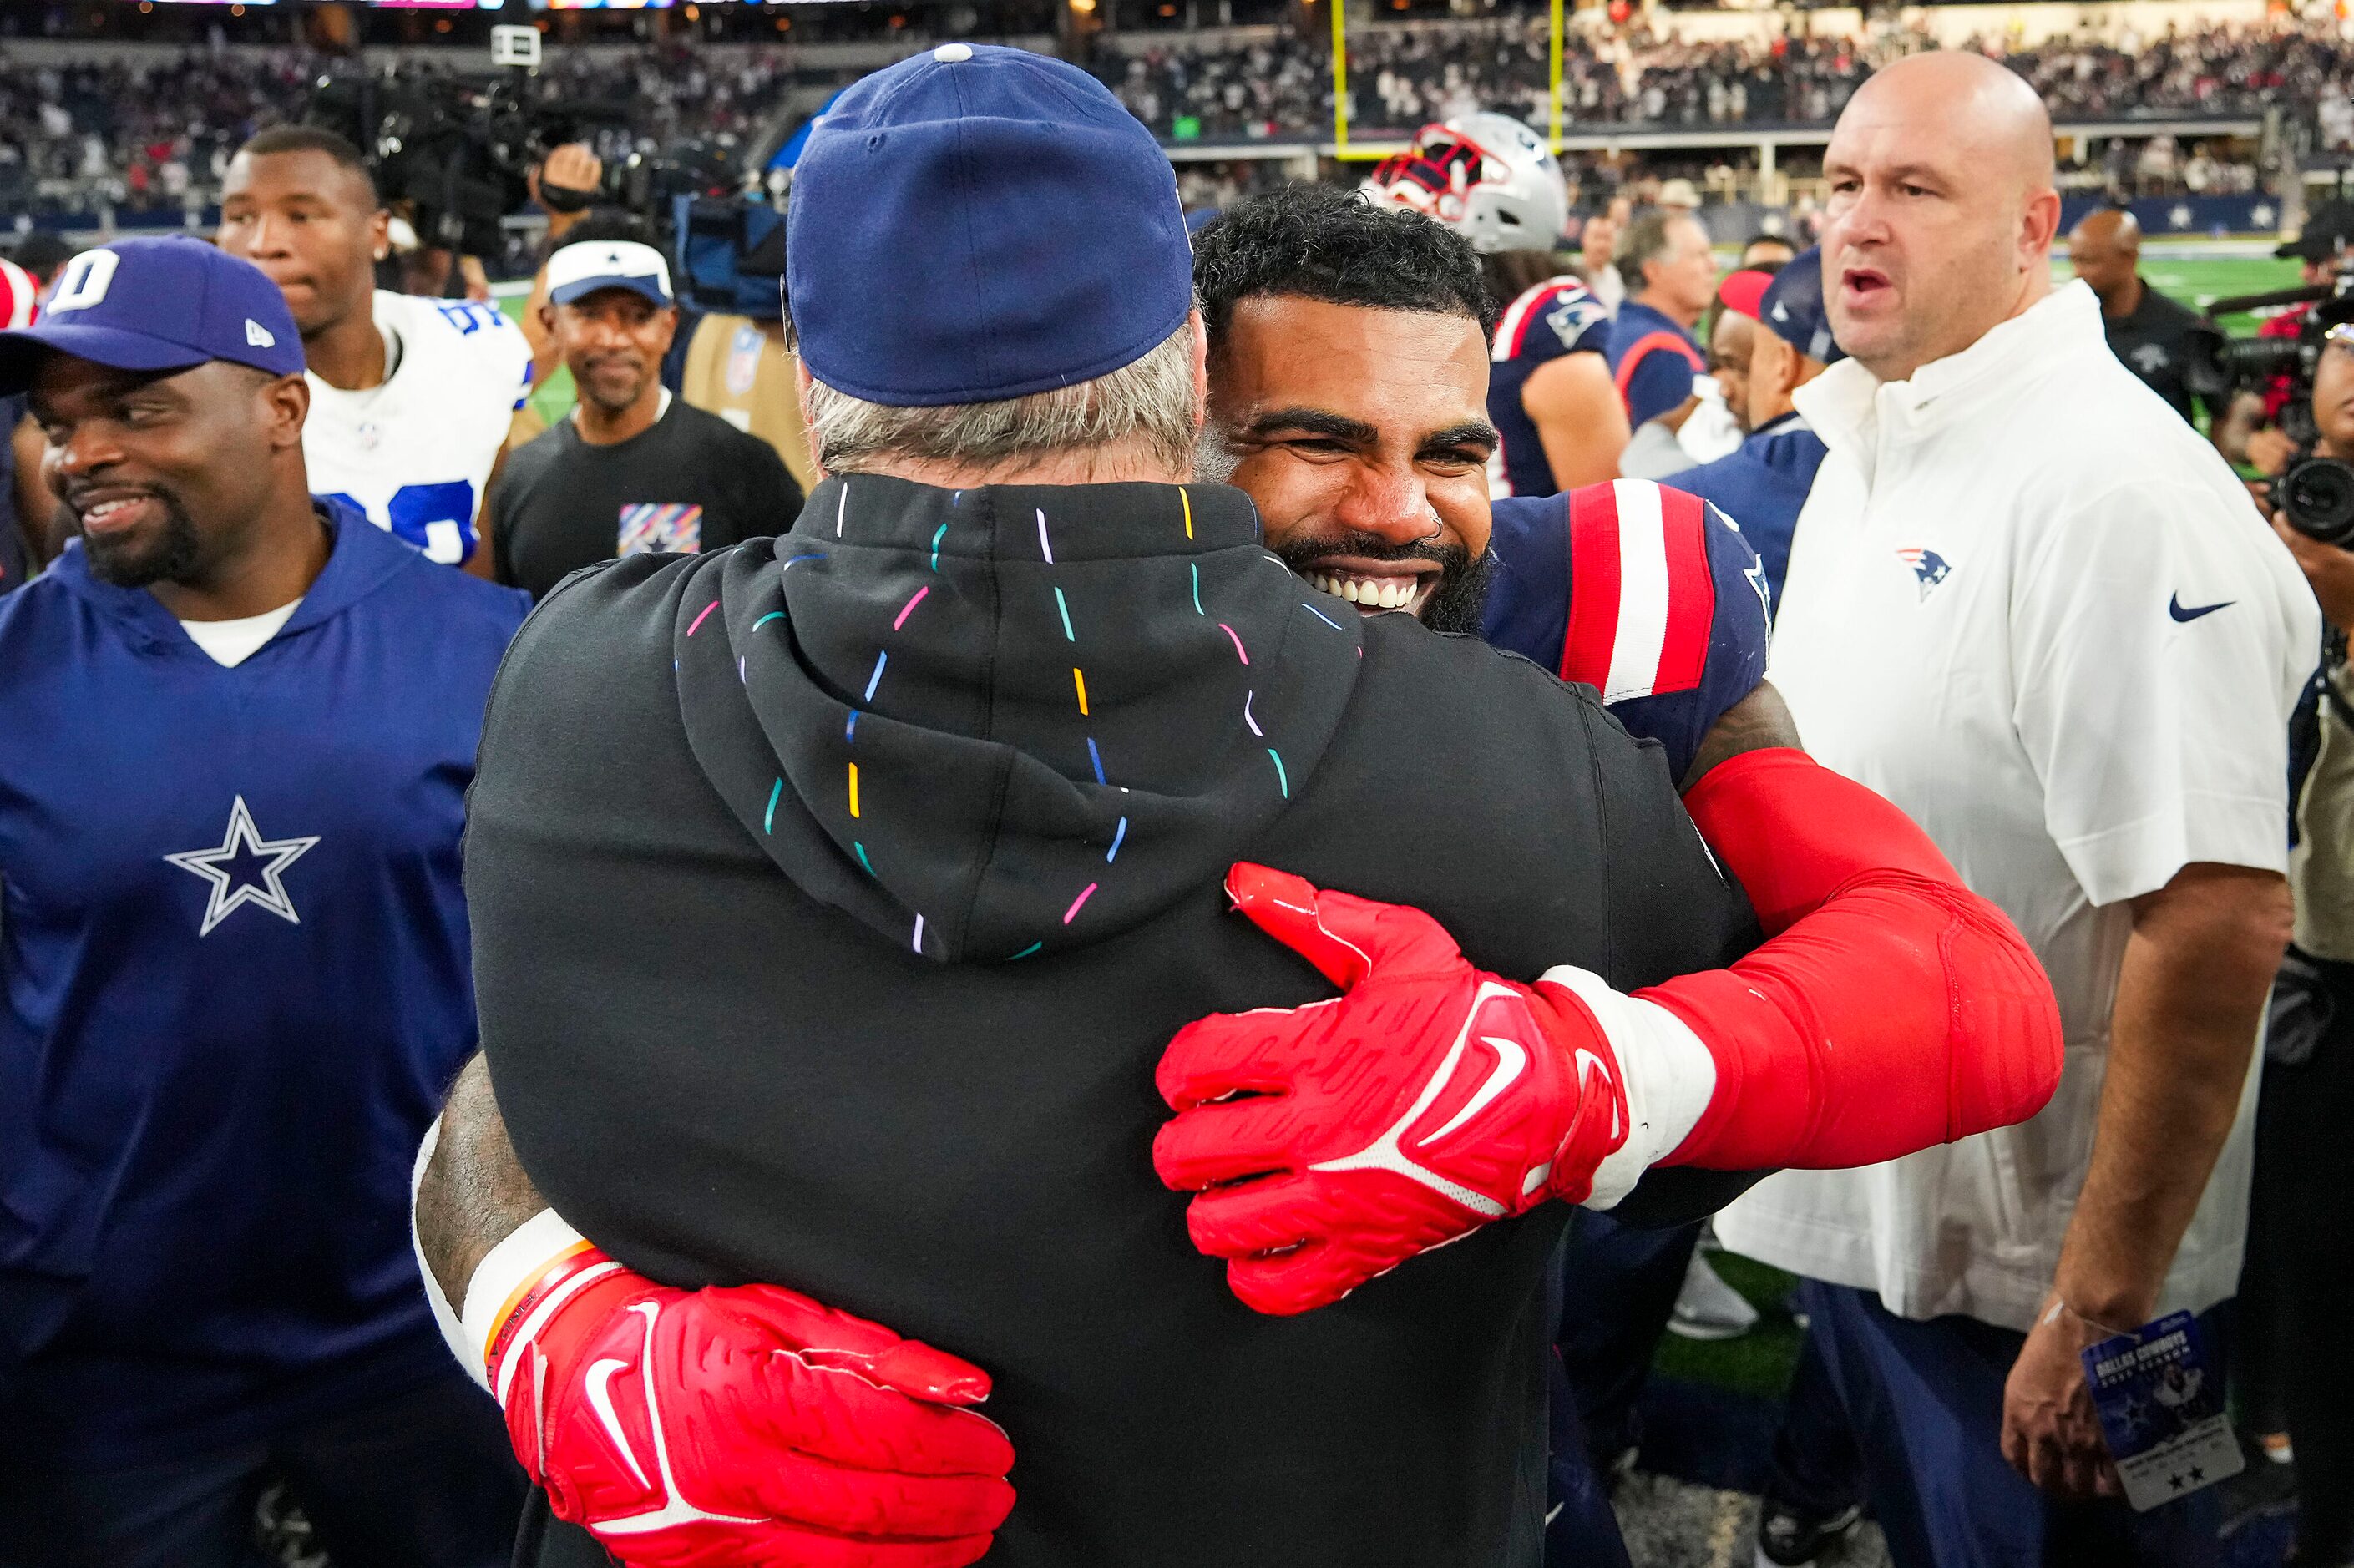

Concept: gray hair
[[802, 320, 1199, 477], [1617, 211, 1697, 285]]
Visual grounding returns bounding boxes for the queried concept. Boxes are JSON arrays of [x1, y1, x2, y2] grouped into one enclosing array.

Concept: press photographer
[[2238, 326, 2354, 1568], [2207, 217, 2352, 477]]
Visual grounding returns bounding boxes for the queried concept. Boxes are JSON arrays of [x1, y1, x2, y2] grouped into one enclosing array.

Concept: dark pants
[[0, 1367, 526, 1568], [1546, 1350, 1636, 1568], [2240, 951, 2354, 1560], [1764, 1313, 1866, 1519], [1542, 1209, 1703, 1568], [1799, 1279, 2224, 1568], [1555, 1210, 1702, 1464]]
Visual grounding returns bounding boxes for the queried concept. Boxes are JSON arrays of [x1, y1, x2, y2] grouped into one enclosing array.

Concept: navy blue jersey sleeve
[[1621, 346, 1699, 429], [1496, 281, 1611, 369], [1484, 483, 1770, 781]]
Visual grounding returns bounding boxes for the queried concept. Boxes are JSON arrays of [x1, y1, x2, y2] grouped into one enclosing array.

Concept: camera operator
[[2216, 220, 2350, 474], [2239, 329, 2354, 1568], [519, 143, 605, 387]]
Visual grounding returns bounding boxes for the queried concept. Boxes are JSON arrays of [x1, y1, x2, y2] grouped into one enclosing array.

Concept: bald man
[[1716, 52, 2316, 1567], [2068, 208, 2208, 424]]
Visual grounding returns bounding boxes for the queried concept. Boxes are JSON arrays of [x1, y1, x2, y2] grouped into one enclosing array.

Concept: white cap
[[547, 239, 673, 308], [1655, 178, 1702, 211]]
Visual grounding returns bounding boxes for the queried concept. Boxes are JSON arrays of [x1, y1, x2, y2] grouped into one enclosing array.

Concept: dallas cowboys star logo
[[164, 797, 321, 938]]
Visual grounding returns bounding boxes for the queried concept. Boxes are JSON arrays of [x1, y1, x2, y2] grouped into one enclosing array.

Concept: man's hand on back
[[420, 1060, 1015, 1566], [1157, 751, 2065, 1318], [480, 1228, 1016, 1567], [1153, 862, 1678, 1316]]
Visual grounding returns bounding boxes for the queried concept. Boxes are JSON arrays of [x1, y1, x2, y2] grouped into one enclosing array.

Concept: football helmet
[[1366, 112, 1569, 255]]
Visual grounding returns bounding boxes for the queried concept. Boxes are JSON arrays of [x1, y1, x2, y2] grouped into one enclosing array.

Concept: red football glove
[[1154, 749, 2063, 1319], [1152, 862, 1663, 1316], [479, 1235, 1015, 1568]]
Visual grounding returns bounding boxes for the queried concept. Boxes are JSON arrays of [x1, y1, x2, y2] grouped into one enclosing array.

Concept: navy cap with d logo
[[0, 235, 306, 396], [787, 43, 1193, 407]]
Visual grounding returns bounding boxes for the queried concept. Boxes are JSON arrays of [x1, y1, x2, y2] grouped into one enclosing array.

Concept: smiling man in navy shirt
[[0, 237, 529, 1565]]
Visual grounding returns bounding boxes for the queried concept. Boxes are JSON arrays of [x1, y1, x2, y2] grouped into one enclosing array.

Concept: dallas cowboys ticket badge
[[2078, 1309, 2242, 1510]]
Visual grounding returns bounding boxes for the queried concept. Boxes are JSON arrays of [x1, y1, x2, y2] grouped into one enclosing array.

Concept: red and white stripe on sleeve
[[1491, 281, 1560, 362], [0, 258, 38, 331], [1557, 478, 1719, 703]]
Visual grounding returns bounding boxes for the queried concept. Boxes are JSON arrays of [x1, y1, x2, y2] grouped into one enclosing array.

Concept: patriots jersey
[[1487, 276, 1613, 500], [1659, 412, 1831, 608], [303, 291, 533, 569], [1484, 478, 1771, 780]]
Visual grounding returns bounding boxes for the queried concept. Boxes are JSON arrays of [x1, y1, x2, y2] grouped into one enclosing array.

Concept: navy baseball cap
[[1758, 247, 1843, 366], [787, 43, 1193, 407], [0, 235, 305, 396]]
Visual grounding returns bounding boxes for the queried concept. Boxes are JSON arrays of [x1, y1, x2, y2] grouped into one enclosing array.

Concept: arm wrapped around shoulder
[[1640, 746, 2065, 1171]]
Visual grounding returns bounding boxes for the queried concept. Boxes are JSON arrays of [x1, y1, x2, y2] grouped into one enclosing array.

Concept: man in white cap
[[486, 239, 802, 600]]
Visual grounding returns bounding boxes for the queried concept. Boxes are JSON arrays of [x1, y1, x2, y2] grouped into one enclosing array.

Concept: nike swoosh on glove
[[476, 1223, 1015, 1568], [1152, 863, 1710, 1317]]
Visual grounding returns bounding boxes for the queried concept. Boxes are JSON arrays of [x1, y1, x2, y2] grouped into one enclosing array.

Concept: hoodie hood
[[673, 475, 1364, 964]]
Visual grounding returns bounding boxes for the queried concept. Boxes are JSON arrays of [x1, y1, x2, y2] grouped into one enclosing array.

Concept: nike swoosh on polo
[[2169, 594, 2234, 623], [1417, 1034, 1528, 1147]]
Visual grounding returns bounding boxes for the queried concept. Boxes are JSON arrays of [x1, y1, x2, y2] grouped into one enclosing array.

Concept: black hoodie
[[469, 476, 1754, 1568]]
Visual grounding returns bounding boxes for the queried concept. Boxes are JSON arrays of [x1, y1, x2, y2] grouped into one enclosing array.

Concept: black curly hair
[[1191, 184, 1497, 360]]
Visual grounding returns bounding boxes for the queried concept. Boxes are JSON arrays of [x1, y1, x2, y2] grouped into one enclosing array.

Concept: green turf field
[[2114, 250, 2305, 331], [490, 291, 578, 428]]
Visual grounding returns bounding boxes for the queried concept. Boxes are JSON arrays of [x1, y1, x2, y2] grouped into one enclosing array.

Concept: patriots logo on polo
[[619, 503, 705, 557], [165, 796, 321, 937], [1896, 547, 1953, 601]]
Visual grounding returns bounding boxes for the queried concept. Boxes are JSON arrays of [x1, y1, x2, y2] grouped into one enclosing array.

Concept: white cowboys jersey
[[303, 291, 532, 567]]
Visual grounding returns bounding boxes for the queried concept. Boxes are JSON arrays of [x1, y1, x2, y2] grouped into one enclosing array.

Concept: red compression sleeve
[[1640, 748, 2063, 1171]]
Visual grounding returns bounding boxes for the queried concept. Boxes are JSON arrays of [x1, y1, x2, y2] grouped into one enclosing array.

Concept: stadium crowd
[[3, 13, 2349, 218], [5, 25, 2354, 1568], [0, 43, 800, 218], [1101, 13, 2354, 138]]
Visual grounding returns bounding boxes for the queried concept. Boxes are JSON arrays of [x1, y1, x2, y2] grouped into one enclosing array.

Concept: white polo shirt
[[1714, 281, 2319, 1333]]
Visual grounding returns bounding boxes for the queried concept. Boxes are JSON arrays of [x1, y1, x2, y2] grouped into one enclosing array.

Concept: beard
[[78, 488, 205, 590], [575, 356, 652, 417], [1268, 527, 1495, 636]]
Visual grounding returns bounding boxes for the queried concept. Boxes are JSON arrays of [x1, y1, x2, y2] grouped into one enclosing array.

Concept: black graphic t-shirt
[[489, 397, 802, 599], [2102, 278, 2210, 426]]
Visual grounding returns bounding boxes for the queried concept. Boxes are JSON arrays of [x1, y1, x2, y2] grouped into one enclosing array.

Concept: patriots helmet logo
[[1896, 547, 1952, 600]]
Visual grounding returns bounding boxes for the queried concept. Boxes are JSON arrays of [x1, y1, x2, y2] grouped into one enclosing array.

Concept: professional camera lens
[[2181, 325, 2307, 401], [2281, 455, 2354, 548]]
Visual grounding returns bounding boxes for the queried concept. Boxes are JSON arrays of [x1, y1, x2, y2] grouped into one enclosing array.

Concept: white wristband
[[1536, 964, 1718, 1211], [408, 1118, 483, 1387], [458, 1207, 590, 1388]]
